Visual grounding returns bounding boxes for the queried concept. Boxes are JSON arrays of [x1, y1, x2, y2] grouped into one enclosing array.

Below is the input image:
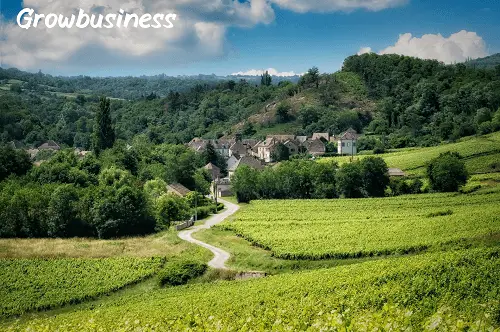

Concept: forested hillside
[[465, 53, 500, 69], [1, 53, 500, 150]]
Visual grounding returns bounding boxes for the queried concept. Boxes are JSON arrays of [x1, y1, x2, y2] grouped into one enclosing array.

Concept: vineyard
[[222, 188, 500, 259], [0, 257, 164, 317], [320, 131, 500, 176], [3, 248, 499, 331]]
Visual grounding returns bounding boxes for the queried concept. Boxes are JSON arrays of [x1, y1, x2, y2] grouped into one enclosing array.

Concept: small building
[[312, 133, 330, 142], [256, 138, 278, 163], [167, 183, 192, 197], [283, 140, 300, 156], [214, 178, 233, 197], [388, 168, 406, 177], [204, 163, 221, 181], [337, 128, 359, 156], [296, 136, 308, 144], [229, 141, 248, 158], [38, 140, 61, 151], [228, 156, 264, 179], [303, 139, 326, 157]]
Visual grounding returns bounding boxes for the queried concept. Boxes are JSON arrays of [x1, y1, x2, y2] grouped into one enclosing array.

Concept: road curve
[[178, 198, 239, 269]]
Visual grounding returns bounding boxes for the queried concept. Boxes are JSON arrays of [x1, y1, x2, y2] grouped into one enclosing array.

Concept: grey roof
[[388, 168, 406, 177], [167, 183, 192, 197], [340, 128, 359, 140], [38, 140, 60, 150]]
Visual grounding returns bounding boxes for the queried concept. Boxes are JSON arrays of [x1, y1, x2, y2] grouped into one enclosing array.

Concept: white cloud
[[231, 68, 303, 77], [0, 0, 275, 71], [377, 30, 488, 64], [357, 47, 372, 55], [0, 0, 411, 72], [269, 0, 407, 13]]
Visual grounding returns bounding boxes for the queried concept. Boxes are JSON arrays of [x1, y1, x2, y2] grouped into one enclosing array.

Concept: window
[[353, 142, 356, 147], [341, 142, 345, 147], [347, 142, 350, 147]]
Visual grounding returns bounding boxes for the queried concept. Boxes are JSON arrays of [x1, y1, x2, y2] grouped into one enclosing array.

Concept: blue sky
[[0, 0, 499, 76]]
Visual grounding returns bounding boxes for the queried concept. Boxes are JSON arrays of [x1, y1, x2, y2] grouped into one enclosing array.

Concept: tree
[[47, 185, 81, 237], [427, 152, 469, 192], [336, 162, 363, 198], [276, 103, 291, 123], [232, 165, 260, 203], [271, 143, 290, 162], [260, 71, 272, 86], [241, 122, 256, 137], [92, 97, 115, 156], [0, 146, 32, 181], [155, 194, 190, 230], [10, 83, 22, 93], [360, 157, 390, 197]]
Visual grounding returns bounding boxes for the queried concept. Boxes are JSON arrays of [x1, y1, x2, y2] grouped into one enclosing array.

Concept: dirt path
[[178, 198, 239, 269]]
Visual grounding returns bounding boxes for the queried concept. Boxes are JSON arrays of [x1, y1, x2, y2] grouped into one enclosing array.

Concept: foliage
[[92, 97, 115, 155], [427, 152, 469, 192], [5, 249, 500, 330], [0, 257, 164, 317], [335, 161, 364, 198], [360, 157, 390, 197], [155, 194, 191, 229], [0, 145, 32, 181], [260, 71, 272, 87], [223, 188, 500, 259], [157, 260, 207, 287], [270, 143, 290, 162]]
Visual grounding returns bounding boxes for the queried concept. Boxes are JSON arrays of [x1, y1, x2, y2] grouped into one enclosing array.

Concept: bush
[[426, 152, 469, 192], [157, 261, 207, 287]]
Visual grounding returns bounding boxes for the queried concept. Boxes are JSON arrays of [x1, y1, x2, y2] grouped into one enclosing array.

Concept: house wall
[[338, 139, 357, 155]]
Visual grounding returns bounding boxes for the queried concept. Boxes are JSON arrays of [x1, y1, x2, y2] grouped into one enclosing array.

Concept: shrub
[[157, 261, 207, 287], [426, 152, 469, 192]]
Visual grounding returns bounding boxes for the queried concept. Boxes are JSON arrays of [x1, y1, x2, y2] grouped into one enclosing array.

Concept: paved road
[[178, 198, 239, 269]]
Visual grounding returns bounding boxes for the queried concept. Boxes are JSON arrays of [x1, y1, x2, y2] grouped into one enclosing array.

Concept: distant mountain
[[466, 53, 500, 69]]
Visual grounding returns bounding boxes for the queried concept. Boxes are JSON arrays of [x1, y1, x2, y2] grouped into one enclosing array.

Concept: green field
[[222, 188, 500, 259], [321, 132, 500, 176], [3, 248, 499, 331], [0, 257, 164, 317]]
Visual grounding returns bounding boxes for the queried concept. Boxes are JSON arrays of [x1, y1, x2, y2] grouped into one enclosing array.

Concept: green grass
[[0, 257, 165, 318], [195, 227, 380, 274], [221, 188, 500, 260], [321, 132, 500, 176], [4, 248, 499, 331]]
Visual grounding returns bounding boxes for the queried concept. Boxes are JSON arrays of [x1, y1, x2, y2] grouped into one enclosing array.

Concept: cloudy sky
[[0, 0, 499, 76]]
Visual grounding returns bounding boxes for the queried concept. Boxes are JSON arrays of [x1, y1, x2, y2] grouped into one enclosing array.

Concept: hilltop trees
[[0, 145, 32, 181], [92, 97, 115, 156]]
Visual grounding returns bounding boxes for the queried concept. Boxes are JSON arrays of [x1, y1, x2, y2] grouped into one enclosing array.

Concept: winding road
[[178, 198, 239, 269]]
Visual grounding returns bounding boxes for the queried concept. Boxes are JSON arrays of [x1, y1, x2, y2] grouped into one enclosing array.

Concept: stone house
[[336, 128, 359, 155]]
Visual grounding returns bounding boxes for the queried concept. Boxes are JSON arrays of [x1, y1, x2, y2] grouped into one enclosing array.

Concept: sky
[[0, 0, 499, 77]]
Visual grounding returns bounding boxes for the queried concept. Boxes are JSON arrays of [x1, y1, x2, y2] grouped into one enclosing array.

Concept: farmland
[[320, 131, 500, 176], [222, 187, 500, 259], [3, 248, 499, 331], [0, 257, 164, 317]]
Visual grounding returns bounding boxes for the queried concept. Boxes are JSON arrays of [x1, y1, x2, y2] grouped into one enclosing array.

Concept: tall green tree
[[92, 97, 115, 156], [427, 152, 469, 192], [261, 71, 272, 86]]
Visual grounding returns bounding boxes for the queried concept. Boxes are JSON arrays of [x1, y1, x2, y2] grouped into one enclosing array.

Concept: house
[[312, 133, 330, 142], [303, 139, 326, 157], [228, 156, 264, 179], [188, 138, 207, 153], [27, 149, 39, 159], [227, 155, 240, 171], [283, 140, 300, 156], [204, 163, 221, 181], [167, 183, 192, 197], [229, 141, 248, 158], [214, 178, 232, 197], [266, 135, 296, 143], [38, 140, 61, 151], [212, 140, 233, 158], [337, 128, 359, 155], [388, 168, 406, 177], [256, 138, 278, 163]]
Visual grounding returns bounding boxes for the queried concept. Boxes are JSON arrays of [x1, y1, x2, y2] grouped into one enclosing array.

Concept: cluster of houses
[[189, 128, 360, 164], [189, 129, 365, 197]]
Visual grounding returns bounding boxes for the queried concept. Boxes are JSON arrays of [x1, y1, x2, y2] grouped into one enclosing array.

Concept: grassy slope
[[4, 248, 499, 331], [221, 187, 500, 259], [320, 132, 500, 176]]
